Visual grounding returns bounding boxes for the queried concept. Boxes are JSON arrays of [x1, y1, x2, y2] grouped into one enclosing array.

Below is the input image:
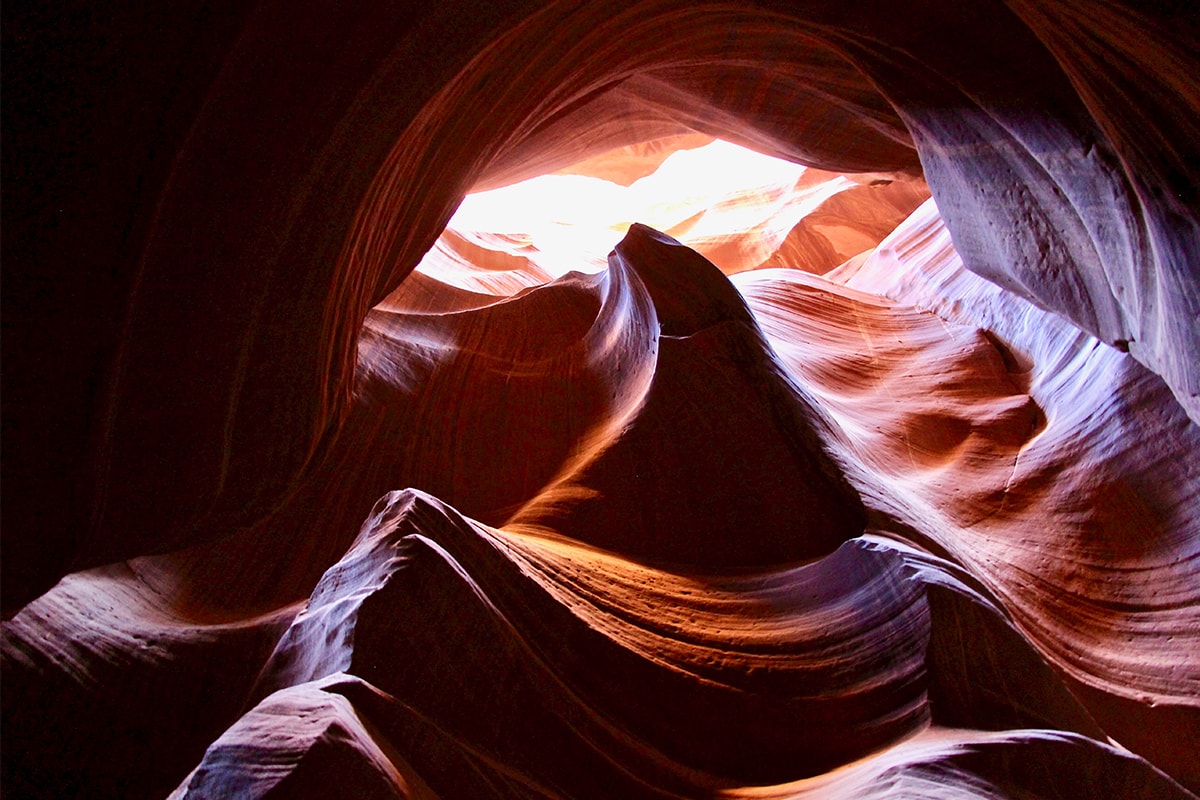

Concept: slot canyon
[[2, 1, 1198, 798]]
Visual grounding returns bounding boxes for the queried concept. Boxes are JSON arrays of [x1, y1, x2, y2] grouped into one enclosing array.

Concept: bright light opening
[[408, 136, 929, 296]]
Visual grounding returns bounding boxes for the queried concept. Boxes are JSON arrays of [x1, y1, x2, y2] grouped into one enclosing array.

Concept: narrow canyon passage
[[3, 2, 1198, 798]]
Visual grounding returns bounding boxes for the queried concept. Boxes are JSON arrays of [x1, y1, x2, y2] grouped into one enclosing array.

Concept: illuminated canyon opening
[[3, 2, 1199, 799], [400, 137, 929, 291]]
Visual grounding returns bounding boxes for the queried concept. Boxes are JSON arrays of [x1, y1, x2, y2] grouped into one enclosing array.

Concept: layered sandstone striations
[[3, 1, 1198, 798], [7, 214, 1197, 797]]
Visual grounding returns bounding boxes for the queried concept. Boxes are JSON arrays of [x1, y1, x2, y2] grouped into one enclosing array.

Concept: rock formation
[[3, 1, 1198, 798]]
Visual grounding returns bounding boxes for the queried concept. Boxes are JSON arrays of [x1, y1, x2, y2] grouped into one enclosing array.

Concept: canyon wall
[[3, 1, 1198, 797]]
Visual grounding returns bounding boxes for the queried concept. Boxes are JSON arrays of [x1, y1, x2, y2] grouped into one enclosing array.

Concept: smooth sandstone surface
[[3, 1, 1198, 798]]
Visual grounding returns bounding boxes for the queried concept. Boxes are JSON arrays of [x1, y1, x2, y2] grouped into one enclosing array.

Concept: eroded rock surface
[[3, 1, 1198, 797]]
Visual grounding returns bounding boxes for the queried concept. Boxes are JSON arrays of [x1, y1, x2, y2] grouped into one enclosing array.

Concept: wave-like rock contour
[[7, 217, 1198, 797], [4, 1, 1198, 798]]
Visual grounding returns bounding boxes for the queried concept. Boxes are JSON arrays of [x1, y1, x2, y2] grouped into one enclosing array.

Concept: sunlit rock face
[[3, 1, 1199, 798]]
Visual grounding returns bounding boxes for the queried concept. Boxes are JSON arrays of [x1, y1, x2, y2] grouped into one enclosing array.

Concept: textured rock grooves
[[3, 1, 1199, 799]]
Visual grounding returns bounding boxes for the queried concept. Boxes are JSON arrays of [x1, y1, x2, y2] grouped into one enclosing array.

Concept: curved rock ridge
[[823, 201, 1200, 711], [759, 176, 933, 275], [136, 223, 861, 619], [509, 223, 865, 567], [825, 200, 1200, 785], [7, 221, 1197, 798], [252, 489, 919, 785], [1, 566, 298, 798], [6, 0, 1197, 618], [4, 1, 1199, 797], [170, 486, 1190, 798], [168, 675, 439, 800], [123, 261, 659, 619]]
